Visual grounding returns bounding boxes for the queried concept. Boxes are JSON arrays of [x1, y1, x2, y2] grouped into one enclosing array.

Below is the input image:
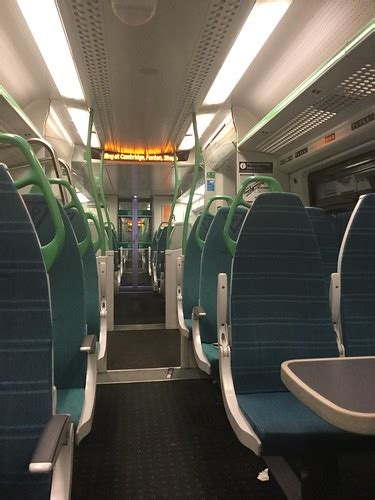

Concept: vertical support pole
[[182, 112, 203, 254], [166, 153, 180, 249], [132, 196, 138, 288], [99, 152, 113, 250]]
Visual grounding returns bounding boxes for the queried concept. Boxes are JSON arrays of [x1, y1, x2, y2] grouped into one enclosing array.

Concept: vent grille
[[256, 63, 375, 154], [70, 0, 114, 143], [165, 0, 243, 148]]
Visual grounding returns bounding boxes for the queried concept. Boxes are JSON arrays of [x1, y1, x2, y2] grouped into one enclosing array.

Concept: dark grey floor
[[114, 291, 165, 325], [72, 380, 285, 500], [107, 329, 180, 369]]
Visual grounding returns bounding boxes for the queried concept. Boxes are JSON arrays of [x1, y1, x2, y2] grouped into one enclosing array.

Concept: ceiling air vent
[[256, 63, 375, 154]]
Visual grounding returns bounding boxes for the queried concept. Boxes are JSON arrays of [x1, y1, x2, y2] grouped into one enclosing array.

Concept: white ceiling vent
[[256, 63, 375, 154], [70, 0, 114, 143], [165, 0, 244, 148]]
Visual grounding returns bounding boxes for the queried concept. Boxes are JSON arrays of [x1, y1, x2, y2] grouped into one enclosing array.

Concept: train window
[[308, 152, 375, 213]]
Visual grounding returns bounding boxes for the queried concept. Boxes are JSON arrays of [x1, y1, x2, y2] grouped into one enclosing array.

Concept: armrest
[[80, 334, 97, 353], [193, 305, 206, 320], [29, 414, 71, 474]]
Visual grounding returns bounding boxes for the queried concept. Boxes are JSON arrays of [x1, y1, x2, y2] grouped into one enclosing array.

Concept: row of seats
[[177, 176, 375, 491], [0, 135, 110, 499]]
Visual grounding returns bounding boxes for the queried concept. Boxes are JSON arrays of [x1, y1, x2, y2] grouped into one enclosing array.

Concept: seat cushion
[[57, 388, 85, 427], [202, 343, 219, 375], [238, 391, 375, 456]]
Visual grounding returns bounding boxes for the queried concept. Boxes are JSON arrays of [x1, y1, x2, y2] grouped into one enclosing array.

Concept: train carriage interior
[[1, 0, 375, 498]]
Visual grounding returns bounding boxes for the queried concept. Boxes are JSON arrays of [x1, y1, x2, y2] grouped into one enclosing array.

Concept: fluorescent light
[[17, 0, 84, 101], [204, 0, 291, 105], [68, 108, 101, 147], [76, 191, 89, 203], [178, 113, 215, 150]]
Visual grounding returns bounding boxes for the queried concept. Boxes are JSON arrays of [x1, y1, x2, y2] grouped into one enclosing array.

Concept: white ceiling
[[0, 0, 374, 199]]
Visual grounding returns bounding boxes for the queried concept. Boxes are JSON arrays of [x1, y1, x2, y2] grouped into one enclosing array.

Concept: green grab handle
[[49, 178, 91, 258], [0, 133, 65, 271], [195, 195, 233, 251], [224, 175, 283, 256], [86, 212, 101, 253]]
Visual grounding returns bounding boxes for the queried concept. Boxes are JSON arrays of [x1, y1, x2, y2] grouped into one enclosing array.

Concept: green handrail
[[0, 133, 65, 270], [85, 108, 106, 255], [224, 176, 283, 256], [166, 153, 180, 249], [196, 195, 233, 250], [182, 112, 203, 254], [98, 151, 113, 250], [86, 212, 101, 253], [49, 178, 91, 257]]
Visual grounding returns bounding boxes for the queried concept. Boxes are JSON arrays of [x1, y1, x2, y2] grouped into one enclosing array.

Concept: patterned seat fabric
[[182, 214, 213, 321], [24, 195, 87, 427], [199, 207, 247, 374], [156, 227, 167, 280], [339, 194, 375, 356], [306, 207, 339, 292], [0, 165, 53, 499]]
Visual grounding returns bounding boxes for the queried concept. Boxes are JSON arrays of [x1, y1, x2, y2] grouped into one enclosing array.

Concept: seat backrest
[[66, 208, 100, 337], [339, 194, 375, 356], [230, 193, 338, 394], [332, 211, 351, 244], [156, 226, 167, 277], [199, 207, 247, 344], [0, 166, 53, 498], [306, 207, 339, 291], [24, 194, 86, 390], [182, 213, 214, 319]]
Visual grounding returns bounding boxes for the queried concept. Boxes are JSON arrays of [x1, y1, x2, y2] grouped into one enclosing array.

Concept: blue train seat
[[218, 193, 373, 459], [177, 214, 214, 336], [155, 226, 167, 284], [335, 194, 375, 356], [192, 207, 246, 375], [24, 194, 97, 445], [306, 207, 339, 292], [0, 165, 73, 499]]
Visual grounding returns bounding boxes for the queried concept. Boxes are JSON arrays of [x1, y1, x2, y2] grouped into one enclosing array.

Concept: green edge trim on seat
[[196, 196, 233, 251], [86, 212, 101, 253], [0, 133, 65, 270], [224, 176, 283, 256], [49, 178, 91, 257]]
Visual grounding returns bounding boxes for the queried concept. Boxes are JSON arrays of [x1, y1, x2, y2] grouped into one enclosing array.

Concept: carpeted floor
[[72, 380, 285, 500], [107, 329, 180, 369], [114, 291, 165, 325]]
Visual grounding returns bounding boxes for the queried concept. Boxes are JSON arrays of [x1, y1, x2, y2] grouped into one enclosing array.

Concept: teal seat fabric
[[66, 208, 100, 337], [185, 319, 192, 332], [182, 214, 213, 321], [306, 207, 339, 292], [231, 193, 338, 395], [340, 194, 375, 356], [199, 207, 246, 374], [238, 392, 373, 455], [57, 388, 85, 428], [0, 166, 52, 499], [24, 195, 87, 419], [202, 343, 219, 367], [332, 211, 351, 243]]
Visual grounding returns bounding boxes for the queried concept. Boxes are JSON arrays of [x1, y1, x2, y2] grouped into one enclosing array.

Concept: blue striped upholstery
[[182, 214, 213, 321], [66, 208, 100, 338], [332, 211, 351, 244], [231, 193, 338, 394], [306, 207, 339, 292], [340, 194, 375, 356], [199, 207, 247, 373], [156, 227, 167, 280], [0, 166, 52, 499], [24, 195, 87, 426]]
